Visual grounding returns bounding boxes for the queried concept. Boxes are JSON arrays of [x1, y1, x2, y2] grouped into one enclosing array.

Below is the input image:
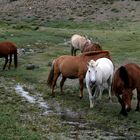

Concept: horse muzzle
[[125, 105, 131, 112], [90, 81, 96, 87]]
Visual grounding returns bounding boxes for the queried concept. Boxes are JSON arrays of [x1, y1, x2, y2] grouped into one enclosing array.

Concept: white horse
[[85, 58, 114, 108], [70, 34, 91, 56]]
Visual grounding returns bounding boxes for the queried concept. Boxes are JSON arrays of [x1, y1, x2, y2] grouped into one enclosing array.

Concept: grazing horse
[[85, 58, 114, 108], [47, 51, 111, 98], [0, 41, 18, 70], [112, 63, 140, 116], [70, 34, 91, 56], [82, 42, 102, 53]]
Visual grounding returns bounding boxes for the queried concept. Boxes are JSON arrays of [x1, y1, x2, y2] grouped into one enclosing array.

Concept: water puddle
[[15, 84, 35, 103], [15, 84, 52, 115]]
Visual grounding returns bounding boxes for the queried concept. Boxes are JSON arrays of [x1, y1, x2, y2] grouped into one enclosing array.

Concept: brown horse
[[112, 63, 140, 116], [0, 41, 18, 70], [47, 50, 111, 98], [82, 42, 102, 53]]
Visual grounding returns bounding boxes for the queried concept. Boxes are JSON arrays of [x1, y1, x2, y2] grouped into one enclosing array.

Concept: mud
[[14, 83, 140, 140]]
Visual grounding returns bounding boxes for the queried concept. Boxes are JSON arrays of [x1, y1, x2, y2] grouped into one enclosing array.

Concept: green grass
[[0, 20, 140, 139]]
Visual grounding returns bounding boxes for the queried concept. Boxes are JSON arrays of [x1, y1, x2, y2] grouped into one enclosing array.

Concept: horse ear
[[95, 62, 99, 67], [87, 62, 90, 67], [84, 35, 88, 39]]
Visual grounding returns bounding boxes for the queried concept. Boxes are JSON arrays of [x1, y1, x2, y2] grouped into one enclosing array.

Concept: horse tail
[[119, 66, 129, 88], [14, 50, 18, 68], [47, 61, 55, 87]]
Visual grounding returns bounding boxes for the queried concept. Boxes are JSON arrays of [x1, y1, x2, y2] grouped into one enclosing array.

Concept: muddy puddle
[[14, 83, 139, 140]]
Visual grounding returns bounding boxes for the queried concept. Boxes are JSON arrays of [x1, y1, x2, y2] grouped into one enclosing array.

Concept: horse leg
[[136, 88, 140, 111], [8, 54, 12, 70], [71, 46, 74, 56], [118, 96, 128, 116], [60, 76, 66, 94], [107, 77, 113, 102], [74, 49, 77, 56], [3, 56, 8, 70], [98, 85, 103, 100], [93, 86, 99, 106], [86, 83, 94, 108], [79, 77, 84, 99], [51, 72, 60, 97], [108, 85, 112, 102]]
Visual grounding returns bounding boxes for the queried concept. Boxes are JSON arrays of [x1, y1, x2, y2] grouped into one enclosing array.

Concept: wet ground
[[14, 82, 140, 140], [0, 77, 140, 140]]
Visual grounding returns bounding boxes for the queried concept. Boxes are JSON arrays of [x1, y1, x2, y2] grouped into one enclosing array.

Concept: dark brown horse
[[0, 41, 18, 70], [112, 63, 140, 116], [47, 51, 111, 98], [82, 42, 102, 53]]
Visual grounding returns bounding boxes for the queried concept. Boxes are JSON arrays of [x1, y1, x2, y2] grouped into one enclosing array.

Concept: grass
[[0, 20, 140, 139]]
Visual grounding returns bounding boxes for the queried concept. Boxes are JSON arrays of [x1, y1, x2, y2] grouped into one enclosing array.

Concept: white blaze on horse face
[[88, 60, 96, 84], [88, 67, 96, 84]]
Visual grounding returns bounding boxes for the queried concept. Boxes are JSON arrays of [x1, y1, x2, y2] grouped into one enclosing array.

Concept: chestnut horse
[[70, 34, 91, 56], [82, 42, 102, 53], [47, 51, 111, 98], [0, 41, 18, 70], [112, 63, 140, 116]]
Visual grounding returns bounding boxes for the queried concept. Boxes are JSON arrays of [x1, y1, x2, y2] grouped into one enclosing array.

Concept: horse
[[112, 63, 140, 116], [85, 58, 114, 108], [82, 42, 102, 53], [0, 41, 18, 70], [70, 34, 91, 56], [47, 50, 111, 98]]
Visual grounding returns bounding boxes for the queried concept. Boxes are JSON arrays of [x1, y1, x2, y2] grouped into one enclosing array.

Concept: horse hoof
[[90, 105, 94, 108], [135, 108, 139, 112], [51, 94, 55, 98], [120, 110, 128, 116], [79, 96, 83, 99]]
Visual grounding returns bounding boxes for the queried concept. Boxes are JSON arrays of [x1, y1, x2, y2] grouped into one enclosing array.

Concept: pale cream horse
[[70, 34, 91, 56]]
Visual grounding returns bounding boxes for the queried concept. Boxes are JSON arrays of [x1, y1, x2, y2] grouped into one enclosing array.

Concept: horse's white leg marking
[[108, 84, 112, 102]]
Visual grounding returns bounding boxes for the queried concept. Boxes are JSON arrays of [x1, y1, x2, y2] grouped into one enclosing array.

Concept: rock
[[26, 64, 39, 70]]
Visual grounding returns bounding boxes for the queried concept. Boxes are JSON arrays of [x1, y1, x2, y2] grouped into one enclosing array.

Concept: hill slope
[[0, 0, 139, 23]]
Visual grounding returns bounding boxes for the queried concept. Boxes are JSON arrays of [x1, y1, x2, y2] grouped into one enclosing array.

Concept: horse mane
[[82, 50, 109, 56], [119, 66, 129, 88]]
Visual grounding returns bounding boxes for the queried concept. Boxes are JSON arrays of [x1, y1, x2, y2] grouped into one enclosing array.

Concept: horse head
[[87, 60, 97, 85], [120, 89, 133, 112]]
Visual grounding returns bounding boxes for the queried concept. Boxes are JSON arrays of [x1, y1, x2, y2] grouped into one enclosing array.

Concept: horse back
[[71, 34, 88, 50], [54, 55, 83, 78], [0, 41, 17, 54], [124, 63, 140, 88], [82, 43, 102, 53]]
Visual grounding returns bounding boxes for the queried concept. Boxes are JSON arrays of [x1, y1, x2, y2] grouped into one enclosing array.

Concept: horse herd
[[0, 34, 140, 116]]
